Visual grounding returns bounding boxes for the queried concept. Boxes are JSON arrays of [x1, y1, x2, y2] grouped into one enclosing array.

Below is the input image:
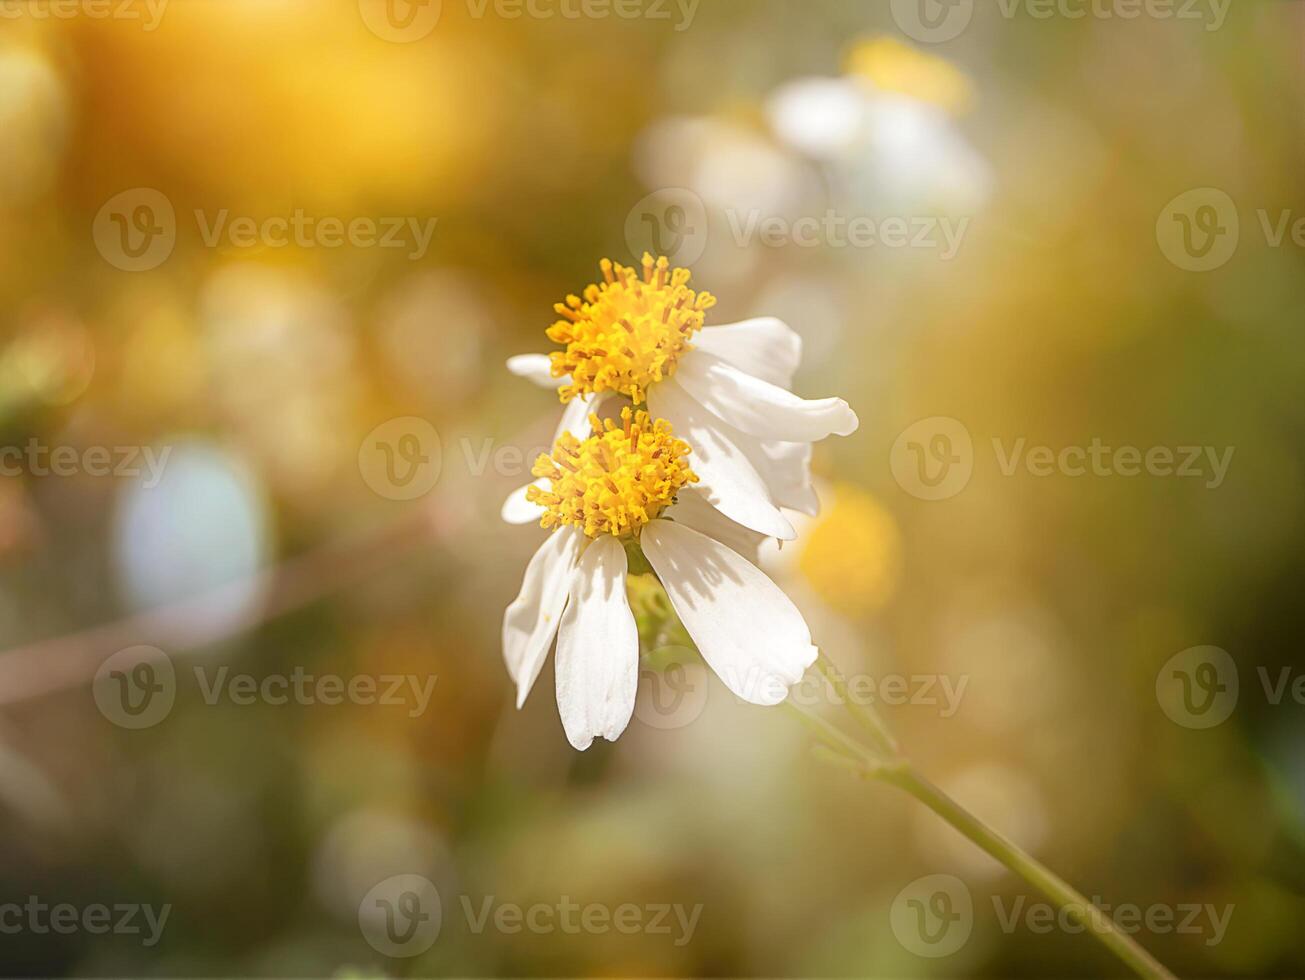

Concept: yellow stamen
[[527, 408, 698, 539], [546, 254, 716, 404]]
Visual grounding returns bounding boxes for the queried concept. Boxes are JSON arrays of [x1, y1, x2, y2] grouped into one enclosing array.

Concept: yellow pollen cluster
[[527, 408, 698, 539], [547, 254, 716, 404]]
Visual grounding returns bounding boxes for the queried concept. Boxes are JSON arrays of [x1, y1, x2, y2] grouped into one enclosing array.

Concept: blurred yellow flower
[[798, 483, 901, 617], [844, 36, 974, 115]]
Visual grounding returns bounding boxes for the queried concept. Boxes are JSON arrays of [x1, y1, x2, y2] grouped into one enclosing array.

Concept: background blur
[[1, 0, 1303, 976]]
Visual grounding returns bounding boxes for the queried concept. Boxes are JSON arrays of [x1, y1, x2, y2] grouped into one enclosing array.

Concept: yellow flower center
[[547, 254, 716, 404], [528, 408, 698, 539]]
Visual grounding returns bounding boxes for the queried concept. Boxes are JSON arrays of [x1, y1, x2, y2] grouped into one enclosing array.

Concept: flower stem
[[806, 655, 1177, 980], [815, 651, 898, 756], [878, 762, 1178, 980]]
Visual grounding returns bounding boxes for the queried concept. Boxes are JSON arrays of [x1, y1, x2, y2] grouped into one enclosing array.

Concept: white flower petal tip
[[641, 518, 818, 707], [555, 536, 639, 751], [834, 401, 860, 437], [676, 352, 860, 444], [505, 353, 560, 389], [670, 487, 769, 566], [501, 480, 546, 525], [502, 527, 583, 709]]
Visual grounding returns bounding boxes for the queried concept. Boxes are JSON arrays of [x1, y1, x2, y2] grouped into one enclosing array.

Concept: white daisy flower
[[502, 254, 858, 541], [502, 406, 818, 750]]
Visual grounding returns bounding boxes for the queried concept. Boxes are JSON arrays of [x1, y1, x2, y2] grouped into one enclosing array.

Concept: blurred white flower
[[767, 37, 991, 215], [633, 115, 810, 217]]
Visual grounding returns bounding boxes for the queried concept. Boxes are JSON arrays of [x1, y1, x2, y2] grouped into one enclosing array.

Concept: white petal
[[675, 351, 858, 443], [648, 379, 795, 541], [554, 391, 602, 442], [554, 535, 639, 751], [692, 318, 802, 389], [641, 519, 817, 706], [737, 438, 820, 517], [666, 486, 767, 566], [502, 527, 582, 708], [501, 394, 603, 526], [506, 353, 562, 388], [501, 479, 547, 524]]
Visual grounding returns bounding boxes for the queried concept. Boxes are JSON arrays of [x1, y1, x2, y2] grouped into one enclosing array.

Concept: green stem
[[783, 702, 874, 765], [815, 650, 898, 757], [879, 763, 1178, 980], [806, 655, 1177, 980]]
